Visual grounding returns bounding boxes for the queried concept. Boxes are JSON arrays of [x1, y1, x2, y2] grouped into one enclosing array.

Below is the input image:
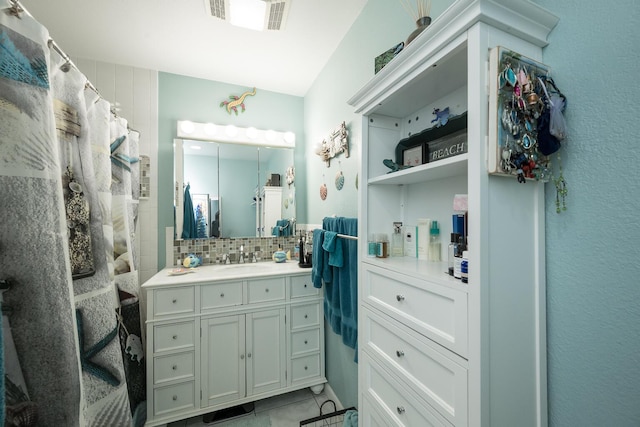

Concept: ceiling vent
[[204, 0, 291, 31]]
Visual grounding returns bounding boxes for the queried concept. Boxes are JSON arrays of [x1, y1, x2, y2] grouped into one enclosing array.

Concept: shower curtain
[[0, 1, 144, 425]]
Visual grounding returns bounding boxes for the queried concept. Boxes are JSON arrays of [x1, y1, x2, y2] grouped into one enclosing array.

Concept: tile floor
[[168, 388, 338, 427]]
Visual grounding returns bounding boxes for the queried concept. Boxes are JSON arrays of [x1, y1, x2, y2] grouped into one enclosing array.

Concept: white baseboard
[[322, 383, 344, 411]]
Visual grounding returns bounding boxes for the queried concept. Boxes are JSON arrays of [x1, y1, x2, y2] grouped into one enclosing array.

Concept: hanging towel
[[181, 184, 197, 239], [322, 231, 344, 268], [311, 229, 331, 288], [321, 217, 358, 354], [342, 409, 358, 427]]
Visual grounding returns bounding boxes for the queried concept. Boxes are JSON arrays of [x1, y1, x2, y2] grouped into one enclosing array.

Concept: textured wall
[[534, 1, 640, 425]]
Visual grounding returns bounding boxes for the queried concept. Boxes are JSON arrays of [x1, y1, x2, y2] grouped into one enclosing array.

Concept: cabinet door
[[246, 308, 286, 396], [201, 315, 246, 407]]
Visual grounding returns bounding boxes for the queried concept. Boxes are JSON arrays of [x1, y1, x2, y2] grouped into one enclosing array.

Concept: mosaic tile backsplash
[[173, 236, 299, 267], [139, 155, 150, 199]]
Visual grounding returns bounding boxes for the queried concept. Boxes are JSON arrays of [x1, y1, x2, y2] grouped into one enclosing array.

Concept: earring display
[[488, 47, 569, 211]]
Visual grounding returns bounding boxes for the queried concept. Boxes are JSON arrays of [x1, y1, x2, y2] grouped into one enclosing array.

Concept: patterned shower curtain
[[0, 1, 144, 425]]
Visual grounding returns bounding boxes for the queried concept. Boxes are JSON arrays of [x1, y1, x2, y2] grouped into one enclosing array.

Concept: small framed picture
[[402, 144, 424, 167]]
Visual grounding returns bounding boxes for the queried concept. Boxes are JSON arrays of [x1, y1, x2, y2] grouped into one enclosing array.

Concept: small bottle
[[448, 233, 458, 276], [376, 233, 389, 258], [391, 222, 404, 257], [454, 235, 466, 279], [461, 251, 469, 283], [428, 220, 441, 261], [367, 233, 377, 257]]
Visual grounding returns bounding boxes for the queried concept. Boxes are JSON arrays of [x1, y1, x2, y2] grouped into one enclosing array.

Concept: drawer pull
[[172, 395, 178, 401], [397, 406, 405, 415], [265, 288, 269, 293], [304, 314, 308, 319], [304, 366, 308, 370], [304, 340, 308, 345], [396, 350, 405, 357], [172, 298, 177, 304], [172, 364, 178, 370], [247, 353, 252, 358], [304, 284, 308, 288], [220, 293, 224, 298], [241, 354, 245, 360], [172, 335, 178, 340], [396, 294, 405, 302]]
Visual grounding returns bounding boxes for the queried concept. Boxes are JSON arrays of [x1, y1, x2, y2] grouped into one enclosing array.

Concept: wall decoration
[[402, 144, 424, 166], [220, 87, 256, 115], [285, 165, 295, 187], [320, 175, 327, 201], [335, 162, 344, 191], [315, 121, 349, 167], [488, 46, 568, 186]]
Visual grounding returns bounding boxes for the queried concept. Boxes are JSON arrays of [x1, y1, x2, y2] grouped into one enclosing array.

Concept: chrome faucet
[[239, 245, 245, 264]]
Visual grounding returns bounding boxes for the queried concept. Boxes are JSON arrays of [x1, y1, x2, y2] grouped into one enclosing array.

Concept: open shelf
[[368, 154, 468, 185]]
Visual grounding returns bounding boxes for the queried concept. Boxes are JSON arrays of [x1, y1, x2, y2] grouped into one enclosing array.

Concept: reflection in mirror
[[174, 121, 296, 240]]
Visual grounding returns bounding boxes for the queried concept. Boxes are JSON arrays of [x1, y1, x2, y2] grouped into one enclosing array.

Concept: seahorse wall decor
[[220, 87, 256, 115]]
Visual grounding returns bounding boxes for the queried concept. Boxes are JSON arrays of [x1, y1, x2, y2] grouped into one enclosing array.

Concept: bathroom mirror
[[174, 121, 296, 240]]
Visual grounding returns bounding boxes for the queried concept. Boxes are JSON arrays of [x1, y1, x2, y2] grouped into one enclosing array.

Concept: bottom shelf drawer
[[153, 381, 196, 417], [291, 353, 321, 383], [362, 353, 452, 427]]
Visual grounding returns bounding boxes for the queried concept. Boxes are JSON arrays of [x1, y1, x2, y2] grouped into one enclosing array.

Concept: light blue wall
[[303, 0, 454, 409], [532, 0, 640, 425], [158, 73, 304, 267]]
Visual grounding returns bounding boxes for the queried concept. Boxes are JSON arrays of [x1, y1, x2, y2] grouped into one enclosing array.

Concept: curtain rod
[[8, 0, 141, 134]]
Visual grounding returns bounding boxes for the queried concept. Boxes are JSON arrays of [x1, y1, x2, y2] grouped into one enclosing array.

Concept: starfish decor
[[110, 135, 139, 172], [76, 309, 120, 386]]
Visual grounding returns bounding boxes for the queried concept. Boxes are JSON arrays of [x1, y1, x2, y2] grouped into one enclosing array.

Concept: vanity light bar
[[177, 120, 295, 148]]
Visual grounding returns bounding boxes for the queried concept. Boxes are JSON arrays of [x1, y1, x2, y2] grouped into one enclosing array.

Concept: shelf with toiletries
[[349, 1, 556, 425]]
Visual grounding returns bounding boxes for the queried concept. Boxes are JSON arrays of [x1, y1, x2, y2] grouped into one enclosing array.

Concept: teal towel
[[321, 217, 358, 356], [312, 229, 331, 288], [343, 409, 358, 427], [322, 231, 344, 267], [181, 184, 197, 239]]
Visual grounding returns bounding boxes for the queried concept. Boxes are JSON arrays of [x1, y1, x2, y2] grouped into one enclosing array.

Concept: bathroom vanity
[[143, 262, 325, 426]]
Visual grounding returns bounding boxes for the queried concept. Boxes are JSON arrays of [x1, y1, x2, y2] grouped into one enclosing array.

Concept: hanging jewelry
[[320, 174, 327, 201], [553, 153, 567, 213], [335, 161, 344, 191]]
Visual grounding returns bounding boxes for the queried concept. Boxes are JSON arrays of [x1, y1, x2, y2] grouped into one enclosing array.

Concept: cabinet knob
[[265, 288, 269, 293], [172, 298, 177, 304], [304, 340, 308, 345], [304, 284, 307, 288], [172, 335, 178, 340], [220, 293, 224, 298], [241, 354, 245, 360], [396, 294, 405, 302], [397, 406, 405, 415], [304, 314, 308, 319], [247, 353, 252, 358], [304, 366, 308, 370], [172, 364, 178, 370], [172, 395, 178, 401], [396, 350, 405, 357]]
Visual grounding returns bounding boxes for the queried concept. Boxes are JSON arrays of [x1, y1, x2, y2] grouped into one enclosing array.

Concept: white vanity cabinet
[[348, 1, 557, 426], [143, 265, 325, 426]]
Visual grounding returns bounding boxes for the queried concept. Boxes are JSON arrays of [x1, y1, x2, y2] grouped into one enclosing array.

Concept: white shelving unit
[[348, 1, 558, 426]]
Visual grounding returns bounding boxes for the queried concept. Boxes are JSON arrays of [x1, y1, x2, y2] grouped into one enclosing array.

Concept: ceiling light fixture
[[204, 0, 291, 31]]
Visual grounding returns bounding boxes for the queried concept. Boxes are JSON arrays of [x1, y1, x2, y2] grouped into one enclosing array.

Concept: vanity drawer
[[247, 277, 285, 304], [153, 381, 196, 417], [201, 281, 243, 311], [154, 351, 195, 384], [290, 302, 321, 330], [291, 328, 320, 356], [153, 320, 195, 353], [153, 286, 195, 317], [362, 307, 467, 426], [362, 353, 452, 427], [290, 275, 318, 298], [363, 265, 468, 357], [291, 353, 321, 383]]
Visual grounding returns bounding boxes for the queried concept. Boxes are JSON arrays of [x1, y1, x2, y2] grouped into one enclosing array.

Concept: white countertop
[[142, 261, 312, 288]]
